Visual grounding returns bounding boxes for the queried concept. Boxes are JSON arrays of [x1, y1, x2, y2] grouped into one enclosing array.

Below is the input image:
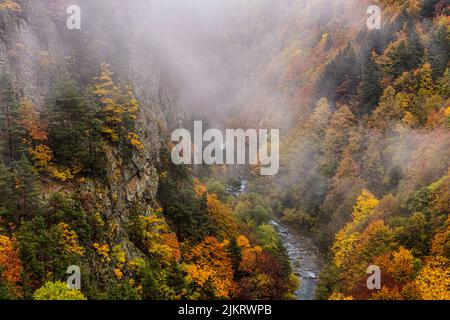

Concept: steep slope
[[0, 0, 297, 300], [0, 0, 179, 298]]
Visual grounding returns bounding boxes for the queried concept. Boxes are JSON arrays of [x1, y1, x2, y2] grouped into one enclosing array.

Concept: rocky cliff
[[0, 0, 179, 259]]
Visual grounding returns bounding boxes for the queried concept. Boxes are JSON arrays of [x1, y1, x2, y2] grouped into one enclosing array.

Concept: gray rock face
[[1, 2, 62, 108]]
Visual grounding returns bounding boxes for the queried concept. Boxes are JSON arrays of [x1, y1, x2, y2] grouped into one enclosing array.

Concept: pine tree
[[0, 73, 23, 162], [158, 154, 211, 242], [47, 80, 89, 161], [406, 24, 424, 70], [46, 80, 106, 177], [428, 19, 450, 78], [437, 68, 450, 97], [12, 155, 41, 221], [196, 192, 212, 238], [377, 28, 423, 80], [318, 46, 359, 103], [226, 237, 243, 274], [0, 160, 15, 224], [357, 53, 383, 115]]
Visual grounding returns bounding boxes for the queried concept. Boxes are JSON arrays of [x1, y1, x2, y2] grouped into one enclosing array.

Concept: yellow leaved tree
[[0, 235, 22, 297], [414, 256, 450, 300], [137, 211, 181, 264], [183, 236, 236, 299], [333, 190, 380, 268], [18, 98, 80, 181], [94, 63, 143, 151], [0, 0, 21, 12]]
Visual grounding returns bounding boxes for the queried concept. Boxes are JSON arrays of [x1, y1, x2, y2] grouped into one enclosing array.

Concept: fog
[[133, 0, 247, 123], [76, 0, 450, 198], [124, 0, 368, 127], [121, 0, 313, 126]]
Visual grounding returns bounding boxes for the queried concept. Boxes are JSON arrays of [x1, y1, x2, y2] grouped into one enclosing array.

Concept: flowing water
[[272, 221, 324, 300]]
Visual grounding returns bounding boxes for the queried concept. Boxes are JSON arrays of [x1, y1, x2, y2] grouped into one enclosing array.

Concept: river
[[272, 221, 324, 300]]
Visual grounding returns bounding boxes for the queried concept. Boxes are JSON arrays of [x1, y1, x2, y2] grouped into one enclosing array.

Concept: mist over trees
[[0, 0, 449, 300]]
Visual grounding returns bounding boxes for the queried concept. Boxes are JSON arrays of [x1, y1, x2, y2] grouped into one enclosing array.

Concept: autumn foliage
[[0, 235, 21, 297]]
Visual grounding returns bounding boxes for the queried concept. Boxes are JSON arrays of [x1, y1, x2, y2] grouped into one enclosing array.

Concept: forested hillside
[[227, 0, 450, 300], [0, 0, 449, 301], [0, 0, 296, 300]]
